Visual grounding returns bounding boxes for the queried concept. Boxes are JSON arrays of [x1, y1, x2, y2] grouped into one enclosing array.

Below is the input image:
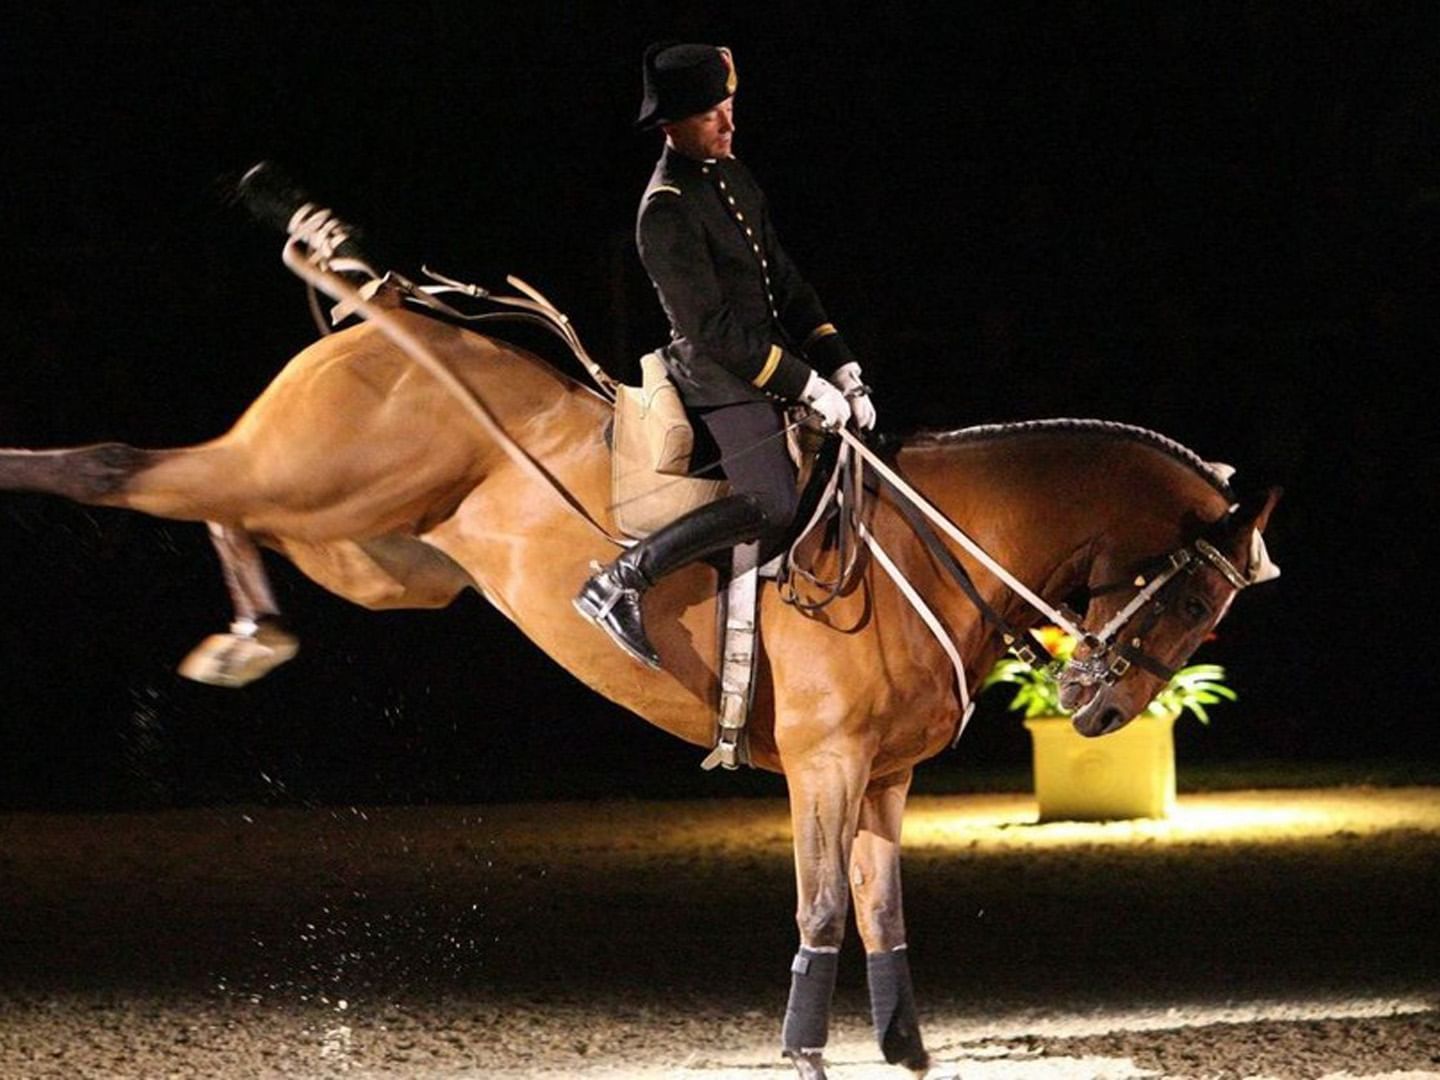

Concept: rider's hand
[[831, 362, 877, 431], [800, 370, 850, 431]]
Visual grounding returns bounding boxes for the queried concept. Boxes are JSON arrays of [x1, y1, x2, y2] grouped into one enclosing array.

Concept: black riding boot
[[573, 494, 770, 669]]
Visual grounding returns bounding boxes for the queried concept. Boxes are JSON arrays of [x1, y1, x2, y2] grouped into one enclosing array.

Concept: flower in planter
[[981, 629, 1236, 722]]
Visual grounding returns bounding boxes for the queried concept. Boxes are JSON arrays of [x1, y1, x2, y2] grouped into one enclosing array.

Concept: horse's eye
[[1182, 595, 1210, 623]]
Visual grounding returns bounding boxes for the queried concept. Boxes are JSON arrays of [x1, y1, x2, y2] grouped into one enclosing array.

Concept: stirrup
[[700, 726, 746, 771], [177, 618, 299, 688]]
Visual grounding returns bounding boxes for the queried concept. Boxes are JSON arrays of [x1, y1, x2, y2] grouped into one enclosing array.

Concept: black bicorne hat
[[635, 42, 737, 130]]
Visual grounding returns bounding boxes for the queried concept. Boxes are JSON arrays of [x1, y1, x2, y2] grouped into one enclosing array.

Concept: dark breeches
[[692, 401, 798, 561]]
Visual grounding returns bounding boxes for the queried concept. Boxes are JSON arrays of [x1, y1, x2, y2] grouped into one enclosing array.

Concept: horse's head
[[1059, 486, 1282, 737]]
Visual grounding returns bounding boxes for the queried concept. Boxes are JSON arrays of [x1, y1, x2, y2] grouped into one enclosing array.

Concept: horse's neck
[[899, 433, 1228, 631]]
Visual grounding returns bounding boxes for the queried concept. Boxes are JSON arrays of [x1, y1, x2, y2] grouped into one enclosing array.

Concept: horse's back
[[230, 316, 496, 439], [203, 316, 519, 538]]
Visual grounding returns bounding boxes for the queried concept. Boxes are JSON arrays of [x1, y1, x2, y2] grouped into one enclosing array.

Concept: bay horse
[[0, 307, 1279, 1078]]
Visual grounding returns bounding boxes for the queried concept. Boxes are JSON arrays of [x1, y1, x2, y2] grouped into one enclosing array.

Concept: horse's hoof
[[785, 1050, 827, 1080], [178, 622, 299, 688]]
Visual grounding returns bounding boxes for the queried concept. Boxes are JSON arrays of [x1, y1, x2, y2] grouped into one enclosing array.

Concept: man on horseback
[[574, 42, 877, 668]]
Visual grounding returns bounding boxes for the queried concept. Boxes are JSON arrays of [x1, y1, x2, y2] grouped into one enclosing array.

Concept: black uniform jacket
[[636, 145, 855, 408]]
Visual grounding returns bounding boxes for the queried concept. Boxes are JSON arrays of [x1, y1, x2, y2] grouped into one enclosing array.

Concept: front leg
[[852, 771, 931, 1076], [781, 742, 871, 1079]]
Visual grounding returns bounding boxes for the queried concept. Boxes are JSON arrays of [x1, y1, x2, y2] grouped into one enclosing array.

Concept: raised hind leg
[[0, 442, 295, 687], [851, 771, 934, 1078], [177, 523, 299, 688], [779, 738, 871, 1080], [0, 443, 171, 504], [0, 441, 241, 519], [2, 440, 474, 685]]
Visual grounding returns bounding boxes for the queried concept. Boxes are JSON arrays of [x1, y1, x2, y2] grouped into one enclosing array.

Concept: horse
[[0, 307, 1280, 1079]]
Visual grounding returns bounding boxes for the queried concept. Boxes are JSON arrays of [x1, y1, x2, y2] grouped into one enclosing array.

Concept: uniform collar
[[662, 144, 731, 179]]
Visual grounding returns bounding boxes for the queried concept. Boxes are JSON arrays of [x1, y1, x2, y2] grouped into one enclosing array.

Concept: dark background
[[2, 3, 1436, 810]]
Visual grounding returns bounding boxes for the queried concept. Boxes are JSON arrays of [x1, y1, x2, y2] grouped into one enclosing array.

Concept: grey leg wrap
[[781, 947, 839, 1056], [867, 947, 929, 1070]]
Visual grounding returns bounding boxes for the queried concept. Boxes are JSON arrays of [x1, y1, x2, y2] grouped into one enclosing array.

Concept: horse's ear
[[1233, 485, 1283, 535], [1222, 486, 1283, 583]]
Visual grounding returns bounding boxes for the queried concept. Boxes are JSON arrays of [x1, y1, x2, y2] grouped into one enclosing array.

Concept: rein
[[838, 430, 1087, 637], [778, 438, 866, 612]]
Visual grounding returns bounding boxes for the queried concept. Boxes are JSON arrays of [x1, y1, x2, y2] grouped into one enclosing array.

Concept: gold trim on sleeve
[[752, 345, 783, 388], [803, 323, 838, 350]]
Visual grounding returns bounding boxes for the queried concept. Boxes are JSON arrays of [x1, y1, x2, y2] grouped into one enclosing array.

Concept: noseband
[[1063, 538, 1253, 688]]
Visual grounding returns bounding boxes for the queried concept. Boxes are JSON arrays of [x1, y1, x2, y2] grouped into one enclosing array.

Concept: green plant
[[981, 628, 1237, 722]]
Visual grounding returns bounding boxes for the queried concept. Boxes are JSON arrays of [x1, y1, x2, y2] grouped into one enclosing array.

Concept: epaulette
[[646, 184, 683, 201]]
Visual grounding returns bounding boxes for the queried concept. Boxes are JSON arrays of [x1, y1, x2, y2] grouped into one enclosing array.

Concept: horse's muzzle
[[1070, 690, 1129, 737]]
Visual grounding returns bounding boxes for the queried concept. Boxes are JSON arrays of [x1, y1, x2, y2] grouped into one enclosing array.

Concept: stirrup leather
[[701, 542, 762, 771]]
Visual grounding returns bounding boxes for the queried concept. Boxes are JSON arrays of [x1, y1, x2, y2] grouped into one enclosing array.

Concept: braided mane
[[908, 418, 1235, 499]]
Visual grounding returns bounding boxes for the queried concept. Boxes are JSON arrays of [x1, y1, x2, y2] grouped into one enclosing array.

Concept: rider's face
[[664, 97, 735, 161]]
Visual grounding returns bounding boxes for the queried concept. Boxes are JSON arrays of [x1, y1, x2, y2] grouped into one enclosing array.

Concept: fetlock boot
[[573, 494, 771, 669]]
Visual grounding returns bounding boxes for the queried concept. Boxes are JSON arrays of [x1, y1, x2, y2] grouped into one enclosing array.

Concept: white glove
[[800, 369, 850, 430], [831, 362, 877, 431]]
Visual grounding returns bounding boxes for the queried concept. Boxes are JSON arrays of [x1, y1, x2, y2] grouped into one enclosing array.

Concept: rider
[[574, 42, 877, 668]]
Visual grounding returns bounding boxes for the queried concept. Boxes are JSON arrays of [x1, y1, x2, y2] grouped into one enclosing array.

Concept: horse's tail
[[0, 441, 243, 521]]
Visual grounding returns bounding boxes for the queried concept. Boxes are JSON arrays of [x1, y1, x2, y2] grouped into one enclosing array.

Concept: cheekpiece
[[636, 42, 737, 130]]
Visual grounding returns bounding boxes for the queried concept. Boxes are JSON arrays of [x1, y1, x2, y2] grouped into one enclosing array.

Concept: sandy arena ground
[[1, 788, 1436, 1079]]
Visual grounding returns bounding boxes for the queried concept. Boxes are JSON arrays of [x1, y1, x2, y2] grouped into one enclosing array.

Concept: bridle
[[1062, 536, 1258, 689]]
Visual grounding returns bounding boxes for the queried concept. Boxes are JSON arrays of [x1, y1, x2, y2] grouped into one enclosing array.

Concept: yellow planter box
[[1023, 712, 1178, 821]]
